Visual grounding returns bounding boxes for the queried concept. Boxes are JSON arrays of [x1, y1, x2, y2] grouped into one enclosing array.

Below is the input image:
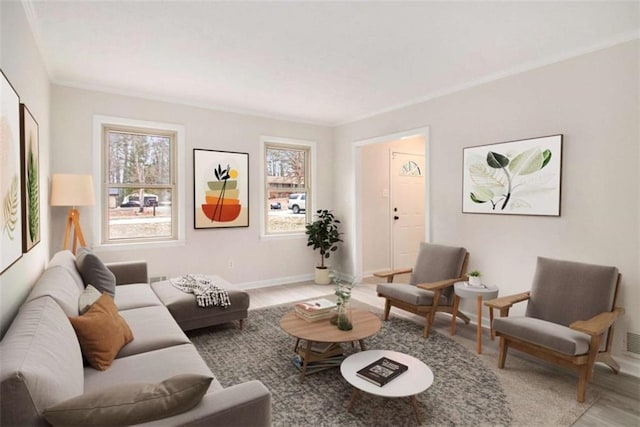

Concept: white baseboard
[[234, 273, 314, 290]]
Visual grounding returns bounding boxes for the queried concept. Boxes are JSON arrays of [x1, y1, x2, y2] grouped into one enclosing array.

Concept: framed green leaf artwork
[[462, 135, 563, 216], [20, 104, 40, 252], [193, 149, 249, 229], [1, 70, 23, 273]]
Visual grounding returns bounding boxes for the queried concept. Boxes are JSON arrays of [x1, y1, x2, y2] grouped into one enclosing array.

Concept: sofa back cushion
[[48, 250, 85, 292], [0, 297, 84, 426], [25, 265, 83, 317]]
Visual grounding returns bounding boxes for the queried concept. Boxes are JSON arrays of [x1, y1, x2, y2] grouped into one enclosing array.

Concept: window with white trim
[[263, 140, 312, 235], [94, 116, 184, 247]]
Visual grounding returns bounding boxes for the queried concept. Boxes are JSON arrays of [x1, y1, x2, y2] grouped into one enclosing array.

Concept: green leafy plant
[[305, 209, 343, 269], [469, 270, 481, 277]]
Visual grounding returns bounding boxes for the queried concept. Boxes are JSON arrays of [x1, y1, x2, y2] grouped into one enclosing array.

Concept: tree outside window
[[104, 127, 176, 242]]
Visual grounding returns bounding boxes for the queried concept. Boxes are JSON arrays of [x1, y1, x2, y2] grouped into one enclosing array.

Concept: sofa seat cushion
[[493, 316, 591, 355], [69, 294, 134, 371], [377, 283, 448, 306], [115, 283, 163, 311], [75, 247, 116, 297], [0, 297, 84, 426], [117, 306, 191, 358], [151, 278, 249, 331], [83, 344, 222, 394], [43, 374, 213, 427]]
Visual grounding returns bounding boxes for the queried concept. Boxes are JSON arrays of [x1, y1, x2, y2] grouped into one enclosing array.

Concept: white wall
[[334, 41, 640, 372], [50, 85, 333, 286], [0, 2, 51, 337]]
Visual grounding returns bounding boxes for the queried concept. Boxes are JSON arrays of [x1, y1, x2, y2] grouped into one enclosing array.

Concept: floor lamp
[[50, 174, 95, 254]]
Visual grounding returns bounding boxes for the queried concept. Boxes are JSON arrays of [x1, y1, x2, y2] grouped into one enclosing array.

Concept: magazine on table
[[295, 298, 337, 314], [356, 357, 409, 387]]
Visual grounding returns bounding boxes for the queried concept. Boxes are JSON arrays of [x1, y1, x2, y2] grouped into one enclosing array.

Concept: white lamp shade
[[50, 174, 95, 207]]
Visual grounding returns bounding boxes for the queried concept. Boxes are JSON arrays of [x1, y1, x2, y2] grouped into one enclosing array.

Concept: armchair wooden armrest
[[373, 268, 413, 283], [570, 307, 625, 337], [484, 291, 530, 317], [416, 277, 464, 291]]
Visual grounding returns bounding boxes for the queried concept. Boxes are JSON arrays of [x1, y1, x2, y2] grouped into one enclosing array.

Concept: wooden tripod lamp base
[[63, 208, 87, 255]]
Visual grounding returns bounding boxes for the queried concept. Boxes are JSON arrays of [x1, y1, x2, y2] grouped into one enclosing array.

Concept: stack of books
[[291, 353, 345, 375], [294, 298, 337, 322]]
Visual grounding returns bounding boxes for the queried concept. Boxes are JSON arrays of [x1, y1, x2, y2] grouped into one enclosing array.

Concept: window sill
[[93, 239, 186, 252]]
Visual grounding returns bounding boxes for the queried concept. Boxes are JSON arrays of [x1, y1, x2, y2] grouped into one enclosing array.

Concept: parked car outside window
[[287, 193, 306, 214]]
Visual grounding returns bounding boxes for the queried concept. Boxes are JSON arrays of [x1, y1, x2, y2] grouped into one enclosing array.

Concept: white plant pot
[[314, 267, 331, 285], [469, 276, 482, 287]]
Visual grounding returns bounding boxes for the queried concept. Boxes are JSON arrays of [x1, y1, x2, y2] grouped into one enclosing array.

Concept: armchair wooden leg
[[423, 315, 431, 338], [497, 337, 508, 369], [577, 366, 588, 403], [383, 299, 391, 321], [450, 294, 460, 336]]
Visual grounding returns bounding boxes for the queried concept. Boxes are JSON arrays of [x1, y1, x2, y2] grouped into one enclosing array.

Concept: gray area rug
[[189, 304, 512, 426]]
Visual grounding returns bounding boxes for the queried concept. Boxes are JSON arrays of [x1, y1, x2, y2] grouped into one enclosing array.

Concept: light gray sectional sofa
[[0, 250, 271, 426]]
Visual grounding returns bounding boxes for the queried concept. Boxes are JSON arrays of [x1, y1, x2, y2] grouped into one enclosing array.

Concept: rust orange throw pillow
[[69, 293, 133, 370]]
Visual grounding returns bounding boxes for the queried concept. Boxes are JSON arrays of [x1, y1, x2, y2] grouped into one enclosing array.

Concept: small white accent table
[[340, 349, 434, 423], [451, 281, 499, 354]]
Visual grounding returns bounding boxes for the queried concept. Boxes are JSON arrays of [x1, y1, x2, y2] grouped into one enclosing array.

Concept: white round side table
[[451, 281, 499, 354], [340, 349, 433, 423]]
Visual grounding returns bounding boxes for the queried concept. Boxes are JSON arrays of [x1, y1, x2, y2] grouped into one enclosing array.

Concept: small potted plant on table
[[468, 270, 482, 287], [305, 209, 343, 285]]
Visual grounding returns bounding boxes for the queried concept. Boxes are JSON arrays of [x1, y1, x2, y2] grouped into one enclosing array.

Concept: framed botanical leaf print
[[462, 135, 563, 216]]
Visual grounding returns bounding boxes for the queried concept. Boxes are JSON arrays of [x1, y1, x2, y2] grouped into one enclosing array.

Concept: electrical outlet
[[227, 259, 234, 269]]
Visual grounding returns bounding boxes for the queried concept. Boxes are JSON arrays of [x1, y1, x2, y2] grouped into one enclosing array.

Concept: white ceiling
[[25, 1, 640, 126]]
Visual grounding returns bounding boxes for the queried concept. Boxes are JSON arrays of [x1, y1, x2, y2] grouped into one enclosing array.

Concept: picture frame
[[193, 149, 249, 229], [20, 104, 40, 252], [462, 134, 563, 216], [1, 70, 23, 273]]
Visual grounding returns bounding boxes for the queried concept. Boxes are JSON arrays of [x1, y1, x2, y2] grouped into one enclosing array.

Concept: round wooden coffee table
[[341, 349, 434, 423], [280, 308, 381, 382]]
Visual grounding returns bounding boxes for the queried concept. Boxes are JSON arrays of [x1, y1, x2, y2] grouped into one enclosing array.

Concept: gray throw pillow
[[75, 247, 116, 297], [42, 374, 213, 426]]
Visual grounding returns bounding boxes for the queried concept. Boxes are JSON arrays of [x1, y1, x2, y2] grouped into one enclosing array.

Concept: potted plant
[[468, 270, 482, 287], [305, 209, 343, 284]]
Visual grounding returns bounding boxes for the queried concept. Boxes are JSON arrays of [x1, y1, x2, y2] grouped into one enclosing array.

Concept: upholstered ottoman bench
[[151, 276, 249, 331]]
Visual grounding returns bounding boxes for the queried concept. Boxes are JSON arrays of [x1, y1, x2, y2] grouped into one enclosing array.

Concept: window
[[93, 116, 185, 247], [261, 138, 315, 236]]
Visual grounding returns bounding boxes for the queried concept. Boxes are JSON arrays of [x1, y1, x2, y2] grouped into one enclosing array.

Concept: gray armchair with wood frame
[[375, 242, 469, 338], [485, 257, 624, 402]]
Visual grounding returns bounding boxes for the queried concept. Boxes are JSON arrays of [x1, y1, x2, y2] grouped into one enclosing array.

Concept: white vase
[[469, 276, 482, 287], [314, 267, 331, 285]]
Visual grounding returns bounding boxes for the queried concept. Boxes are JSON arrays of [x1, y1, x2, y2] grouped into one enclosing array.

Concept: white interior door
[[391, 152, 426, 269]]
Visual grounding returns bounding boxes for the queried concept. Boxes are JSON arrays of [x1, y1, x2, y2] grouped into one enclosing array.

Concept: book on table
[[295, 298, 337, 314], [356, 357, 409, 387], [294, 307, 335, 322]]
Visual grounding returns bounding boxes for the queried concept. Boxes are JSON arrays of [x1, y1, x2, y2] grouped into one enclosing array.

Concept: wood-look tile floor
[[246, 276, 640, 427]]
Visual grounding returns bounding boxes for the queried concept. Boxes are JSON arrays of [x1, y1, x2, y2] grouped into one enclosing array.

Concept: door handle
[[393, 216, 399, 220]]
